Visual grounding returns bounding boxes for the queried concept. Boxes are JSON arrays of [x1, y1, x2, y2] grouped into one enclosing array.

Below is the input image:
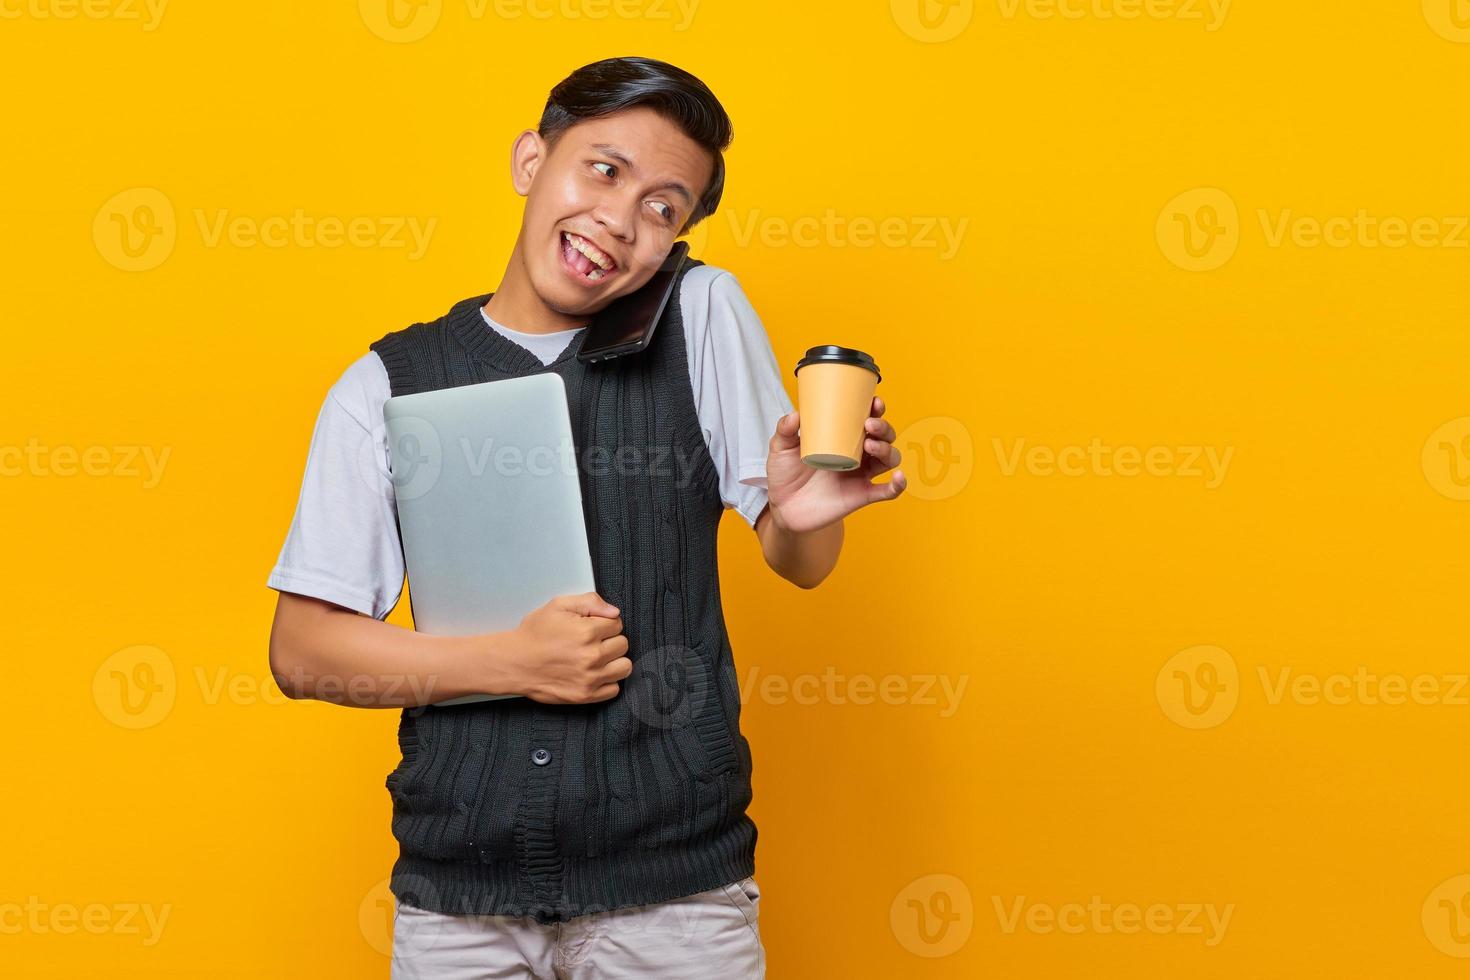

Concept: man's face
[[514, 106, 715, 318]]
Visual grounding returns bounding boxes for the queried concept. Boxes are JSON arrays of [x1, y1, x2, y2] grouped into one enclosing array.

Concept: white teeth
[[564, 232, 613, 271], [587, 269, 604, 281]]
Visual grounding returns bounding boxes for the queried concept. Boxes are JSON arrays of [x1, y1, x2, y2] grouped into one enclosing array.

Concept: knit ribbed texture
[[369, 263, 757, 923]]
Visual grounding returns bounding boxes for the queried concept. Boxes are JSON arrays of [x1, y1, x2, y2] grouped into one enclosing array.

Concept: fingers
[[864, 414, 897, 444], [859, 407, 901, 478], [865, 469, 907, 505], [862, 435, 901, 472], [560, 591, 620, 618], [585, 614, 625, 641], [770, 410, 801, 451], [863, 408, 899, 477], [595, 653, 633, 684], [594, 632, 630, 666], [587, 682, 623, 703]]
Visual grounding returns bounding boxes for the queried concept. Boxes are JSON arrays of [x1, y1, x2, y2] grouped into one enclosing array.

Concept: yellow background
[[5, 0, 1470, 976]]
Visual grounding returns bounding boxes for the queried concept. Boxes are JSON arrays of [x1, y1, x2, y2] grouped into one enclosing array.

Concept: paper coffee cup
[[794, 345, 882, 471]]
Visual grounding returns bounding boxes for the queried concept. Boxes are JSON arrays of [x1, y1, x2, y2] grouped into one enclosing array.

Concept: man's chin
[[535, 277, 618, 318], [534, 294, 601, 323]]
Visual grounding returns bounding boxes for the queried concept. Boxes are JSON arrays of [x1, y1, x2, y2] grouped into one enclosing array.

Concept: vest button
[[531, 748, 552, 766]]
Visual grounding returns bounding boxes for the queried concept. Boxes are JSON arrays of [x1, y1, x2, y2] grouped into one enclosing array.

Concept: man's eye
[[592, 162, 615, 178], [650, 202, 673, 223]]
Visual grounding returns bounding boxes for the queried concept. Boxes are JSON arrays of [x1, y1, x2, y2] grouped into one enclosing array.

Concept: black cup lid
[[794, 345, 881, 383]]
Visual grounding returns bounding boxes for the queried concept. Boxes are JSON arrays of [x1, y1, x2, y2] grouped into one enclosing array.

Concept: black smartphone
[[576, 240, 690, 364]]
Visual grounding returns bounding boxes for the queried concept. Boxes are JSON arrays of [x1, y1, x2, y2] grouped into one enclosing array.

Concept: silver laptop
[[383, 372, 596, 705]]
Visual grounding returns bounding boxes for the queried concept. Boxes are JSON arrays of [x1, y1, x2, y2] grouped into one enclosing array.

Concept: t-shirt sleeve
[[685, 268, 796, 530], [266, 352, 406, 619]]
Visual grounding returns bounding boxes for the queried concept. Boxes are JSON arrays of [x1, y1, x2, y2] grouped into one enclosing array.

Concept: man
[[267, 56, 906, 978]]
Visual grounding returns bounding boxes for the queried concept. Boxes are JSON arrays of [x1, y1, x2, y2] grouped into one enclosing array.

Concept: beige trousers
[[391, 877, 765, 979]]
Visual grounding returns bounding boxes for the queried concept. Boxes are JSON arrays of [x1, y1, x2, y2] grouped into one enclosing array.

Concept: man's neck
[[483, 242, 592, 335]]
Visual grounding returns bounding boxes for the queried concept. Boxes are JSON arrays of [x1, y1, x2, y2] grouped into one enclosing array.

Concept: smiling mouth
[[560, 231, 619, 284]]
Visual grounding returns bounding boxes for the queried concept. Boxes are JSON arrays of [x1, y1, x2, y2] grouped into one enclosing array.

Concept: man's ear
[[509, 129, 546, 197]]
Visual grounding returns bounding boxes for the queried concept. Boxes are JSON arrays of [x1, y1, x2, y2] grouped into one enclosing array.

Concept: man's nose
[[592, 191, 639, 243]]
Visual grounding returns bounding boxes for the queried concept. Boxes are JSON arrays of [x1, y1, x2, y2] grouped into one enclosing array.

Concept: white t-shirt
[[267, 264, 794, 620]]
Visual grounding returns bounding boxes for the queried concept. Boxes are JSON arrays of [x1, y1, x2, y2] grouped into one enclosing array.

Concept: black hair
[[538, 57, 733, 233]]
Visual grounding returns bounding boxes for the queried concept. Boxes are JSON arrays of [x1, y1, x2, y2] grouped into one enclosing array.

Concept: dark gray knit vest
[[368, 263, 757, 923]]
